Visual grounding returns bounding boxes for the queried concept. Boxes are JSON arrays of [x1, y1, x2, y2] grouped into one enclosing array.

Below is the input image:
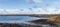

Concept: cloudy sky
[[0, 0, 60, 14]]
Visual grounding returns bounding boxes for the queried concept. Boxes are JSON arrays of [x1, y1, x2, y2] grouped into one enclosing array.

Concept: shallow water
[[0, 16, 48, 23], [0, 16, 57, 27]]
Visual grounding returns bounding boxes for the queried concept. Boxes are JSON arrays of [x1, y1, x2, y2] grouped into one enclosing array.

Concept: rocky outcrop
[[30, 16, 58, 24], [0, 23, 42, 27], [47, 16, 58, 24]]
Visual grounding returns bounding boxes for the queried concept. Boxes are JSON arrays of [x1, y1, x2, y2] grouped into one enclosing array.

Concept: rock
[[47, 16, 58, 24]]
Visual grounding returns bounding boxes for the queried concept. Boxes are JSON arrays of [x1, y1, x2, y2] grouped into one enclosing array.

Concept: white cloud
[[26, 0, 43, 4], [26, 0, 33, 4], [33, 0, 43, 3], [0, 7, 60, 14], [0, 9, 20, 14]]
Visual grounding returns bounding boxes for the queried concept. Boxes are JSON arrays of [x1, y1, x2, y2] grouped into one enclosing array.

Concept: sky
[[0, 0, 60, 14]]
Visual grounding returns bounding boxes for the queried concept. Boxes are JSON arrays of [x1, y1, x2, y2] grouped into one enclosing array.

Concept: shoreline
[[0, 23, 42, 27]]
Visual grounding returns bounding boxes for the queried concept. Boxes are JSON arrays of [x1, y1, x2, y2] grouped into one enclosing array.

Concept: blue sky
[[0, 0, 60, 14], [0, 0, 59, 9]]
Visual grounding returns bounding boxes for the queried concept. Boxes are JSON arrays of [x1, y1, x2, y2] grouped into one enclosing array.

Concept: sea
[[0, 16, 57, 27]]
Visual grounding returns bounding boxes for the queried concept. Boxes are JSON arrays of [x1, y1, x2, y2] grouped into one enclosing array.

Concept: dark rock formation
[[0, 23, 42, 27]]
